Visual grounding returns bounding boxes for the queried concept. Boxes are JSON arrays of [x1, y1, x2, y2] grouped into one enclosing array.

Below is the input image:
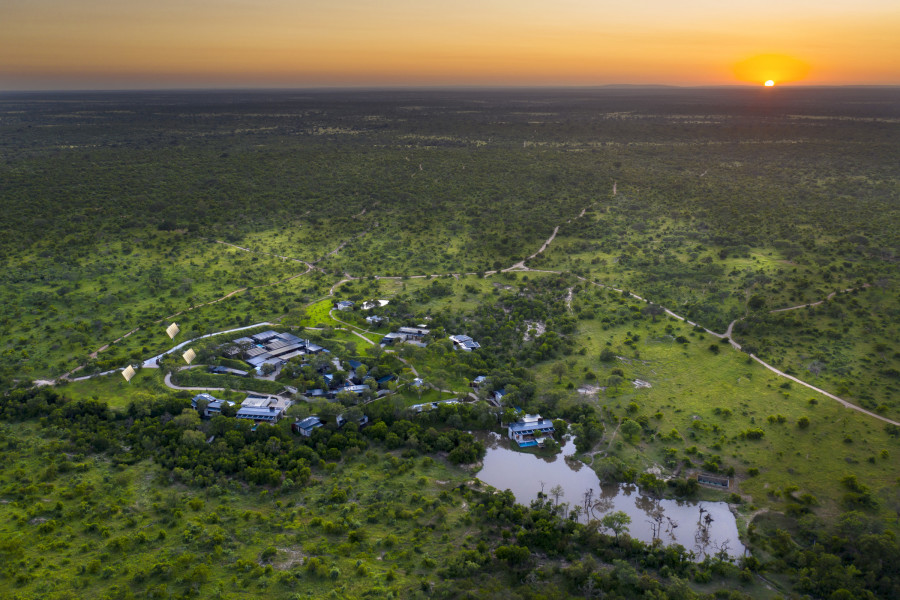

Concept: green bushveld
[[0, 88, 898, 599]]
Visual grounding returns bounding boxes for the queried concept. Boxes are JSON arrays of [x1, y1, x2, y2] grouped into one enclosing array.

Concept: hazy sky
[[1, 0, 898, 90]]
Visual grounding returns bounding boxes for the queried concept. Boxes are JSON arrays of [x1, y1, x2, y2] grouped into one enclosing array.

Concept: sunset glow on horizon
[[1, 0, 898, 90]]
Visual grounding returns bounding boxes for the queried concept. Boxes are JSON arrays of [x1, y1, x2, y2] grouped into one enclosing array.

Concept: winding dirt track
[[769, 284, 870, 313], [45, 183, 899, 426]]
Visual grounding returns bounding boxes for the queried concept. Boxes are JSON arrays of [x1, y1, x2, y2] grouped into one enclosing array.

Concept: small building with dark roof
[[449, 334, 481, 351], [292, 416, 324, 436], [191, 393, 236, 418], [251, 330, 280, 343], [337, 414, 369, 428], [380, 332, 404, 345], [376, 374, 396, 388]]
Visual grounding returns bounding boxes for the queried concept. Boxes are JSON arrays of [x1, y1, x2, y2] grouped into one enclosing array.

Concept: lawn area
[[54, 368, 176, 409], [530, 312, 900, 519]]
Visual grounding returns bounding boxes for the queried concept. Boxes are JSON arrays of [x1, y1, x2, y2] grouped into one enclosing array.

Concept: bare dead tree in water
[[694, 506, 712, 558], [713, 539, 731, 561], [647, 519, 660, 540], [646, 499, 664, 542], [703, 512, 714, 532], [665, 516, 679, 540]]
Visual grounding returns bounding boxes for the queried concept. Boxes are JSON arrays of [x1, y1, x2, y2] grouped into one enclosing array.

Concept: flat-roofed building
[[276, 332, 303, 344], [244, 347, 269, 359], [191, 393, 236, 418], [246, 355, 280, 369], [397, 326, 429, 340], [336, 384, 370, 396], [293, 416, 324, 436], [251, 330, 280, 343], [241, 394, 292, 415], [380, 332, 404, 345], [508, 414, 555, 448], [236, 405, 281, 423], [268, 342, 305, 357], [449, 334, 481, 351]]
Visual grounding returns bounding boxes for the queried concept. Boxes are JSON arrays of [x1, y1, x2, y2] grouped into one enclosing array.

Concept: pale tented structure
[[182, 348, 196, 364], [122, 365, 136, 382], [165, 323, 180, 339]]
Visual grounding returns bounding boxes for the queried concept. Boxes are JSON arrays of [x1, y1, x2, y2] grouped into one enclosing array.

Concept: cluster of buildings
[[196, 325, 550, 444], [224, 330, 326, 373], [336, 299, 390, 312], [191, 392, 293, 424], [291, 412, 370, 437], [378, 327, 482, 352], [301, 356, 396, 400], [191, 393, 235, 418]]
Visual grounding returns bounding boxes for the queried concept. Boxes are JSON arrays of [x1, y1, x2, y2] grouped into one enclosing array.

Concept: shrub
[[740, 428, 765, 440], [260, 546, 277, 562]]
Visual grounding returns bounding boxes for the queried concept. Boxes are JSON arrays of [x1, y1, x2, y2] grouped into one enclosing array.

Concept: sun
[[734, 54, 810, 85]]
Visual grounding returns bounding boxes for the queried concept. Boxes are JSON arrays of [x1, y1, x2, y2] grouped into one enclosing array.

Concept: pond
[[474, 432, 747, 560]]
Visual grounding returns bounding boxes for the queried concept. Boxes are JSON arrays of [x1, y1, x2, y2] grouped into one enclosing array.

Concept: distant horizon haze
[[1, 0, 897, 90]]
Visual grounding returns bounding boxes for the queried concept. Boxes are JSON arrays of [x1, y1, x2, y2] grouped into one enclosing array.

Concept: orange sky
[[1, 0, 898, 89]]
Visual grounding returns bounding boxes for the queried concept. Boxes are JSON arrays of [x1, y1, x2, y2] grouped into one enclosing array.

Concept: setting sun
[[734, 54, 811, 86]]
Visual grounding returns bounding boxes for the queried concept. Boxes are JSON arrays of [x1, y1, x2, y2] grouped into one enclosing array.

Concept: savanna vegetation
[[1, 87, 898, 598]]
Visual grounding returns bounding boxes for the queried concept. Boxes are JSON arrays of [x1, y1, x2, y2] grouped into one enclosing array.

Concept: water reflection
[[473, 432, 746, 560]]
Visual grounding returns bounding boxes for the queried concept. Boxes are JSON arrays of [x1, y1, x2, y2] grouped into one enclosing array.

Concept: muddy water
[[474, 432, 746, 560]]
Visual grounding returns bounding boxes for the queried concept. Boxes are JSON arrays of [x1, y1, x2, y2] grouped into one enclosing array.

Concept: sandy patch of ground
[[523, 320, 546, 341], [577, 385, 604, 395]]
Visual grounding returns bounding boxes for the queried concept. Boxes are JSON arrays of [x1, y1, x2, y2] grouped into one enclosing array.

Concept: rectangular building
[[508, 414, 555, 448]]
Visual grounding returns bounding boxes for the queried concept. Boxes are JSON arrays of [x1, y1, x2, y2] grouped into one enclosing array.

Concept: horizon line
[[3, 83, 900, 95]]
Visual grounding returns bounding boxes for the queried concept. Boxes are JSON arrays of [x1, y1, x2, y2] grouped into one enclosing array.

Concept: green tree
[[181, 430, 205, 448], [549, 484, 565, 506], [551, 362, 567, 383], [495, 545, 530, 566], [600, 511, 631, 541], [620, 418, 641, 442]]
